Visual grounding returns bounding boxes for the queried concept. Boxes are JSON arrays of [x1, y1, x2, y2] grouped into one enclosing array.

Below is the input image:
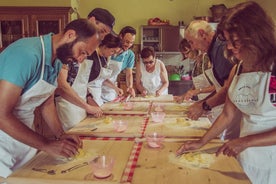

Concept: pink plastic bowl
[[146, 132, 165, 148], [151, 112, 166, 123], [90, 155, 114, 179], [113, 120, 128, 132]]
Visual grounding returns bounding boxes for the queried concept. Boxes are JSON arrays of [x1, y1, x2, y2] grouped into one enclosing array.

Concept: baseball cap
[[88, 8, 115, 29]]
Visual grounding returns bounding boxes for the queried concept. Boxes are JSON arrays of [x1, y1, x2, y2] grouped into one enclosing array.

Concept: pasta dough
[[169, 152, 215, 168]]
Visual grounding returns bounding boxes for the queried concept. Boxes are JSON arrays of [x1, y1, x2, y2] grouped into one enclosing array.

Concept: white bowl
[[151, 112, 166, 123], [146, 132, 165, 148], [113, 120, 128, 132], [90, 155, 114, 179]]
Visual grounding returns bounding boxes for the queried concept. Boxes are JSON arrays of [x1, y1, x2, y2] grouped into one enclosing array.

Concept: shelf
[[143, 40, 159, 42]]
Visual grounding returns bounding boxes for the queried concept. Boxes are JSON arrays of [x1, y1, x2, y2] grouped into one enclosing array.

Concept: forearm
[[103, 79, 118, 90], [205, 87, 227, 108], [126, 70, 133, 88], [136, 82, 145, 94], [0, 113, 48, 150], [40, 95, 65, 137], [242, 128, 276, 148], [58, 83, 89, 111], [158, 81, 169, 94]]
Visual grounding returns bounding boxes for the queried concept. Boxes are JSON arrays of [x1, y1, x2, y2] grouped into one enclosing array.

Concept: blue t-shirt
[[111, 49, 135, 71], [0, 33, 62, 94]]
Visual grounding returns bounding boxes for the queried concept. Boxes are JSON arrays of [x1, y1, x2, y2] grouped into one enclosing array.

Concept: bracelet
[[202, 101, 212, 111]]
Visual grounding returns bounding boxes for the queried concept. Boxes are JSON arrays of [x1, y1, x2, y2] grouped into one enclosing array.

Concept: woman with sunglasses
[[136, 47, 169, 97], [177, 1, 276, 183]]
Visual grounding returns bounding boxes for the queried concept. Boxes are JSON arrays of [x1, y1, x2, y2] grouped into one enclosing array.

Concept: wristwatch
[[202, 101, 212, 111]]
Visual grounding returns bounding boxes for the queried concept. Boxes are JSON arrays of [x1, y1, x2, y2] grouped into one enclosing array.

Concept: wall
[[255, 0, 276, 20], [78, 0, 243, 43], [0, 0, 70, 7]]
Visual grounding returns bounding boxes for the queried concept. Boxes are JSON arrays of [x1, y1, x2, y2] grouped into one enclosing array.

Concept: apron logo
[[269, 75, 276, 106]]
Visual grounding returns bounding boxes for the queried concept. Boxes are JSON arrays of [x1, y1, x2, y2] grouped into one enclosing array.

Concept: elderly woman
[[136, 47, 169, 97], [177, 1, 276, 184]]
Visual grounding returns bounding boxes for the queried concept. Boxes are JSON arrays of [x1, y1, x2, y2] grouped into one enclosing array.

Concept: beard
[[56, 40, 78, 65]]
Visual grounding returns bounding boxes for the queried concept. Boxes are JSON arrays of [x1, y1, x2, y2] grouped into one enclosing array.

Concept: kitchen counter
[[168, 80, 193, 96]]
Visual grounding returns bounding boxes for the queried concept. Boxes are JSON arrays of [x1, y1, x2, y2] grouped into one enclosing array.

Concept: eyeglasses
[[143, 60, 154, 65]]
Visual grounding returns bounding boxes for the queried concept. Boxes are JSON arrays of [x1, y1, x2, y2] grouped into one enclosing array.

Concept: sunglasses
[[143, 60, 154, 65]]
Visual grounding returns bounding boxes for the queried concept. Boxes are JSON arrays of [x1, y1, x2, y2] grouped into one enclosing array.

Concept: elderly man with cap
[[55, 8, 115, 131]]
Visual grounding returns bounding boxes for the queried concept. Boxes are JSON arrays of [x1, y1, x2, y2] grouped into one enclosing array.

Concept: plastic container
[[90, 155, 114, 179], [146, 132, 165, 148], [113, 120, 128, 132], [151, 112, 166, 123], [169, 73, 181, 81]]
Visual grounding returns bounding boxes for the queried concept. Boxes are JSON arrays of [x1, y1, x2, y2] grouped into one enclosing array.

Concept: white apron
[[0, 36, 56, 178], [229, 63, 276, 184], [140, 59, 168, 95], [205, 62, 240, 139], [192, 53, 212, 100], [56, 59, 93, 131], [101, 58, 123, 102], [87, 54, 112, 106]]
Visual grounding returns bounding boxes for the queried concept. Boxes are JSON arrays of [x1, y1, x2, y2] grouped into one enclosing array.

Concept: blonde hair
[[185, 20, 214, 38]]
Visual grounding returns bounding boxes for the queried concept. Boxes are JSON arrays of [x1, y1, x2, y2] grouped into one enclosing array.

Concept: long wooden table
[[7, 98, 251, 184]]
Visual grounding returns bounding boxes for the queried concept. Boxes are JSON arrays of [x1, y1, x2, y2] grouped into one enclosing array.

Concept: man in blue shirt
[[0, 19, 99, 177]]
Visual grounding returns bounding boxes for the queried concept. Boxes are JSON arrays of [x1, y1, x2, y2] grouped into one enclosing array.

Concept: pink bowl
[[146, 132, 165, 148], [113, 120, 128, 132], [151, 112, 166, 123], [90, 155, 114, 179]]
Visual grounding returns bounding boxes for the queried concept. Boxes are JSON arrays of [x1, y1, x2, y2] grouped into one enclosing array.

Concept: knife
[[60, 162, 88, 174], [125, 95, 131, 102]]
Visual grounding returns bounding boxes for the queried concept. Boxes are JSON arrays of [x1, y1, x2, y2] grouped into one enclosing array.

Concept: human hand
[[187, 101, 204, 120], [43, 134, 82, 158], [174, 95, 184, 103], [116, 88, 124, 97], [86, 105, 103, 117], [183, 90, 195, 101], [176, 139, 204, 156], [127, 87, 136, 97], [216, 138, 247, 158], [141, 89, 147, 97], [156, 90, 161, 97]]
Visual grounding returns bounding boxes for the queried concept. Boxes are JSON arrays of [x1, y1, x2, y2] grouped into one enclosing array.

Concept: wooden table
[[6, 96, 251, 184], [145, 116, 211, 138], [67, 115, 147, 138], [130, 140, 250, 184], [7, 139, 134, 184]]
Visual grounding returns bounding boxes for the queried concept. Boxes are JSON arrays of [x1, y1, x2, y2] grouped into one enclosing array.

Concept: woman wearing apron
[[177, 2, 276, 183], [87, 34, 121, 106], [101, 54, 124, 102], [175, 38, 215, 102], [136, 47, 169, 96]]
